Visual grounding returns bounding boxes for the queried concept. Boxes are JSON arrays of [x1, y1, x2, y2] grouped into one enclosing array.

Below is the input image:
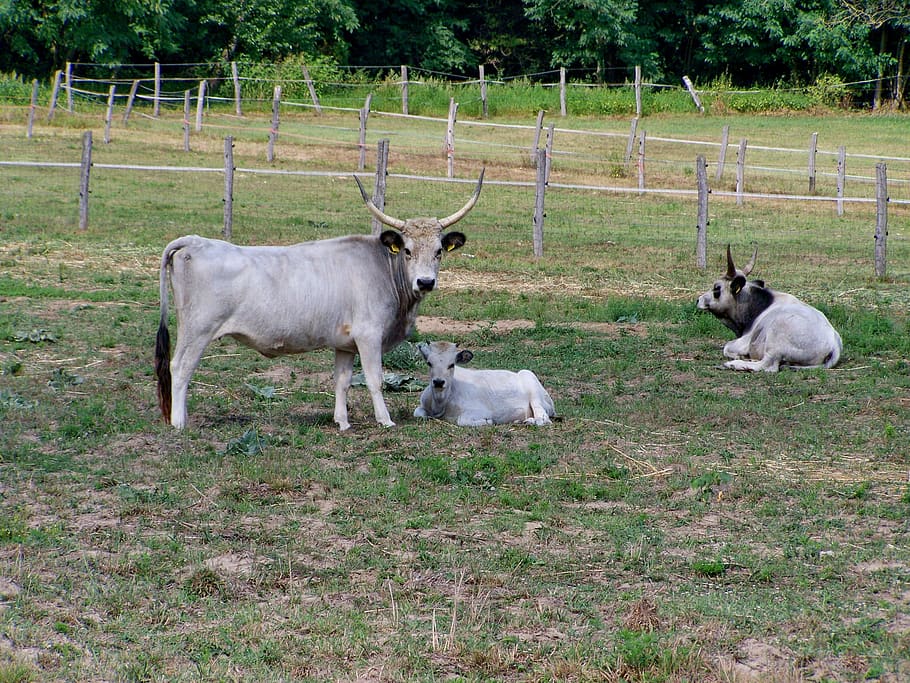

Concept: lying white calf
[[414, 341, 555, 426]]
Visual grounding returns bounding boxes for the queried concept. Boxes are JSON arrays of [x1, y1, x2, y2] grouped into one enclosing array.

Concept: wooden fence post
[[123, 80, 139, 124], [195, 80, 206, 132], [371, 139, 390, 236], [533, 147, 547, 257], [153, 62, 161, 117], [479, 65, 488, 119], [531, 110, 545, 166], [559, 67, 567, 116], [182, 90, 191, 152], [267, 86, 281, 162], [48, 70, 63, 121], [545, 123, 555, 183], [103, 85, 115, 144], [736, 138, 747, 206], [874, 163, 888, 278], [637, 130, 646, 194], [401, 65, 409, 115], [715, 125, 730, 181], [27, 80, 39, 139], [696, 155, 709, 270], [682, 75, 704, 113], [634, 65, 642, 118], [65, 61, 73, 112], [231, 62, 242, 116], [302, 64, 322, 114], [358, 93, 373, 171], [445, 98, 458, 178], [836, 146, 846, 217], [79, 131, 92, 231], [808, 132, 818, 194], [223, 136, 234, 240], [625, 117, 639, 172]]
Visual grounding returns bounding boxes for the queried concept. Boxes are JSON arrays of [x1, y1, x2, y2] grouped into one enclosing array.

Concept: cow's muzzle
[[432, 379, 446, 389], [417, 277, 436, 292]]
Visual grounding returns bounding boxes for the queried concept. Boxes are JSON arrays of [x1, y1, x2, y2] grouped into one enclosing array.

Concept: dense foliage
[[0, 0, 907, 106]]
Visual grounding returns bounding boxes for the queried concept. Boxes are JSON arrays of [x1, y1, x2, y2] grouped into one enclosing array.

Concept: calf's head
[[418, 341, 473, 398], [355, 171, 483, 295], [697, 245, 772, 336]]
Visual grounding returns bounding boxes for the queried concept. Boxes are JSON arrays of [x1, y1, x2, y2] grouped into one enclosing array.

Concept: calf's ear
[[731, 274, 746, 296], [380, 230, 405, 255], [456, 349, 474, 365], [442, 231, 467, 252], [417, 342, 430, 360]]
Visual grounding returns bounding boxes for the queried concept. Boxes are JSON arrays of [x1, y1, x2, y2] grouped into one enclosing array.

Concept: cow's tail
[[155, 240, 182, 423]]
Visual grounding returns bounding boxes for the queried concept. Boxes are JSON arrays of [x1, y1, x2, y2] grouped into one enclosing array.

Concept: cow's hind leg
[[169, 334, 213, 428], [333, 350, 356, 431]]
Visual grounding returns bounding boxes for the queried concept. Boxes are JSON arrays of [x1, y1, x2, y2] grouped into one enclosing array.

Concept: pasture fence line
[[1, 135, 899, 276]]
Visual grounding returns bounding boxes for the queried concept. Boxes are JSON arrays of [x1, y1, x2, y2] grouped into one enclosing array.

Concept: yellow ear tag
[[445, 244, 455, 252], [389, 243, 400, 254]]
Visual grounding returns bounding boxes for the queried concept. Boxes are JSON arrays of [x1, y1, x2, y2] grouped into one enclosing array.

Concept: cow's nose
[[432, 378, 445, 389], [417, 277, 436, 292]]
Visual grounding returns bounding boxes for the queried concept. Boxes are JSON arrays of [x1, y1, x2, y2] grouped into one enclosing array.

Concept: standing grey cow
[[696, 245, 842, 371], [155, 172, 483, 430], [413, 341, 556, 426]]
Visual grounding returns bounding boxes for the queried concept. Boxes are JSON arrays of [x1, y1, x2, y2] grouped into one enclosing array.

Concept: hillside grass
[[0, 104, 909, 682]]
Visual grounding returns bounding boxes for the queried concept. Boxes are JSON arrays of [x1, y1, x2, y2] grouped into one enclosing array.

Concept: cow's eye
[[435, 248, 443, 259], [404, 248, 412, 257], [713, 285, 721, 298]]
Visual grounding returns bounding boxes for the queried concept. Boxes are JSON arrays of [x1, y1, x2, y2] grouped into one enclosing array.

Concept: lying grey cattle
[[696, 246, 842, 371], [413, 341, 556, 426], [155, 172, 483, 430]]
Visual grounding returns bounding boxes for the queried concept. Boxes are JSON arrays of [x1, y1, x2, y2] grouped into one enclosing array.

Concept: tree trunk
[[873, 28, 888, 110], [895, 36, 906, 109]]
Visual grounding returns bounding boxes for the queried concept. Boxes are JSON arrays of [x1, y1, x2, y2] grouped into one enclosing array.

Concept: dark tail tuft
[[155, 322, 172, 423]]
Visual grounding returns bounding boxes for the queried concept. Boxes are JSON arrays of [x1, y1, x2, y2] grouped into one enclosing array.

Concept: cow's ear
[[753, 279, 765, 288], [442, 231, 466, 253], [731, 275, 746, 296], [417, 342, 430, 360], [380, 230, 404, 255], [456, 349, 474, 365]]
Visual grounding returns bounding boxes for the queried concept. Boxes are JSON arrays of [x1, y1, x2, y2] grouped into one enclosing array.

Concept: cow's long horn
[[439, 168, 485, 228], [354, 175, 406, 230], [725, 244, 736, 279], [741, 246, 758, 276]]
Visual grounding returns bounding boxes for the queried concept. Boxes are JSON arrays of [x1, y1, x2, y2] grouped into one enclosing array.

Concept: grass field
[[1, 104, 909, 682]]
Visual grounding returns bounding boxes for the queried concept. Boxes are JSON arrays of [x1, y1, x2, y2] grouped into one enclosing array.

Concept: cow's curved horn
[[439, 168, 485, 229], [354, 175, 406, 230], [725, 244, 736, 279], [741, 246, 758, 276]]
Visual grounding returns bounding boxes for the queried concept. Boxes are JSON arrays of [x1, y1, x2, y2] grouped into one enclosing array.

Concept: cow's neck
[[731, 285, 774, 336], [384, 253, 423, 348]]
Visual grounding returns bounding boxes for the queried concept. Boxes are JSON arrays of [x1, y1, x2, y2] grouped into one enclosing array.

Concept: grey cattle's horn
[[741, 246, 758, 276], [725, 244, 736, 279], [353, 175, 406, 230], [439, 168, 485, 229]]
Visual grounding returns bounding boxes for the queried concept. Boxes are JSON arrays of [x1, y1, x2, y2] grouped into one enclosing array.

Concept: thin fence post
[[637, 130, 646, 194], [559, 67, 567, 116], [153, 62, 161, 117], [182, 90, 191, 151], [103, 85, 115, 144], [682, 75, 704, 113], [836, 146, 846, 217], [302, 64, 322, 114], [65, 62, 73, 112], [267, 86, 281, 162], [223, 136, 234, 240], [715, 125, 729, 181], [27, 79, 39, 138], [544, 123, 555, 183], [123, 80, 139, 124], [479, 65, 488, 119], [371, 139, 390, 236], [874, 163, 888, 278], [634, 65, 642, 118], [445, 98, 458, 178], [358, 94, 372, 171], [401, 65, 409, 116], [48, 70, 63, 121], [531, 110, 545, 166], [231, 62, 242, 116], [195, 80, 206, 132], [533, 147, 547, 257], [808, 132, 818, 194], [736, 138, 747, 206], [696, 155, 709, 270], [78, 131, 92, 231], [625, 117, 639, 172]]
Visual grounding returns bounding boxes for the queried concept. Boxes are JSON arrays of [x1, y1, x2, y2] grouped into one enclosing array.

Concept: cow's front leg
[[355, 341, 395, 428], [333, 349, 356, 431]]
